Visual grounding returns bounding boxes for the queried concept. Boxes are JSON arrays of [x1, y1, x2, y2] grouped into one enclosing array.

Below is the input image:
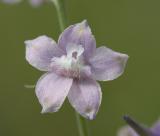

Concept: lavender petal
[[68, 78, 102, 120], [89, 46, 129, 81], [36, 72, 73, 113], [58, 20, 96, 59], [25, 35, 64, 71]]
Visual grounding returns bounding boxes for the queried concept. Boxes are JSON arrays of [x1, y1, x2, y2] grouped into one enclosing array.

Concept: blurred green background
[[0, 0, 160, 136]]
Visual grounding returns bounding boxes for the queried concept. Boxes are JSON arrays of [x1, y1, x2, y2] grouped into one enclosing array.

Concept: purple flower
[[118, 116, 160, 136], [25, 20, 128, 120], [29, 0, 46, 6], [2, 0, 47, 6], [2, 0, 21, 4], [118, 126, 139, 136]]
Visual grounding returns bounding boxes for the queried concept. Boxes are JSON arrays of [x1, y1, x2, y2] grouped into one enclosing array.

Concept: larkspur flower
[[25, 20, 128, 120], [2, 0, 21, 4], [2, 0, 47, 6], [118, 126, 139, 136], [118, 116, 160, 136], [29, 0, 47, 6]]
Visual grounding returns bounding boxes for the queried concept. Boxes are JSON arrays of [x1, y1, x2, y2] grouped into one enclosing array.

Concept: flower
[[25, 20, 129, 120], [117, 116, 160, 136], [118, 126, 139, 136], [29, 0, 47, 6], [2, 0, 21, 4], [2, 0, 47, 6]]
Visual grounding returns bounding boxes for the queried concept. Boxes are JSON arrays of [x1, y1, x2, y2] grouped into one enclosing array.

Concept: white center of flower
[[51, 44, 85, 78]]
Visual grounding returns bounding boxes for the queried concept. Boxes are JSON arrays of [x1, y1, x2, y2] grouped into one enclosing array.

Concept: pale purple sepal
[[58, 20, 96, 59], [2, 0, 47, 6], [151, 119, 160, 136], [2, 0, 21, 4], [25, 35, 63, 71], [119, 115, 160, 136], [36, 72, 73, 113], [89, 46, 129, 81], [118, 126, 138, 136], [68, 78, 102, 120], [29, 0, 46, 7]]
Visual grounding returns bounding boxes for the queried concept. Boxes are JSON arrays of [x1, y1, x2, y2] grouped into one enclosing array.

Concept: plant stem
[[51, 0, 90, 136], [51, 0, 68, 31], [75, 113, 90, 136]]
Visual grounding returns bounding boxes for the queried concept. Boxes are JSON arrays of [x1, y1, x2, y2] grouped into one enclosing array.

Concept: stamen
[[72, 51, 78, 59]]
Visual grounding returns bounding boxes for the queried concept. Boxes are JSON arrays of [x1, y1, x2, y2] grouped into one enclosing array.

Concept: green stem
[[75, 113, 90, 136], [51, 0, 90, 136], [51, 0, 68, 31]]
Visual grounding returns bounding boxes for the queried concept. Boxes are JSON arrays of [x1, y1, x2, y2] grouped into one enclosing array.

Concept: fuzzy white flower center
[[51, 44, 85, 78]]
